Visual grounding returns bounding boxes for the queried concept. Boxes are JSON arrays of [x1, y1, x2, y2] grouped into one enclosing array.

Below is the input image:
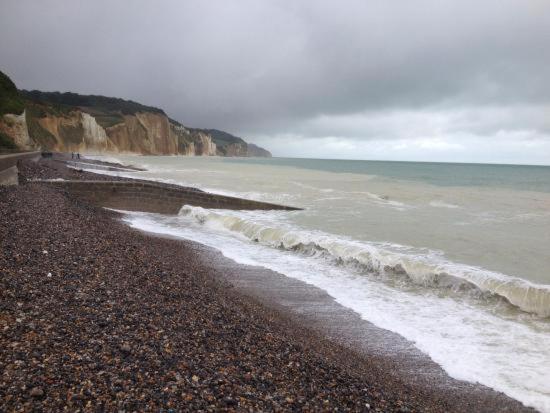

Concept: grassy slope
[[21, 90, 166, 128], [0, 70, 25, 117], [0, 70, 25, 151], [0, 131, 17, 150]]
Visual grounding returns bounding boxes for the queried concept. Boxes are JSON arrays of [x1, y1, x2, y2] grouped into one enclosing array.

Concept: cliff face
[[37, 111, 114, 153], [247, 143, 272, 157], [34, 111, 181, 155], [30, 110, 185, 155], [196, 128, 272, 157], [0, 70, 271, 157], [104, 112, 176, 155], [193, 132, 217, 156], [220, 142, 248, 156], [0, 111, 34, 150], [170, 123, 217, 156]]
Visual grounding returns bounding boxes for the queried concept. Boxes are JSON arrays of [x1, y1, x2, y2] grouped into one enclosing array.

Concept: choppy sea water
[[87, 155, 550, 412]]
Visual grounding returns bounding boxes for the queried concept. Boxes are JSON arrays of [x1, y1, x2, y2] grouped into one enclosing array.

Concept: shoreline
[[0, 155, 536, 411], [135, 227, 535, 413]]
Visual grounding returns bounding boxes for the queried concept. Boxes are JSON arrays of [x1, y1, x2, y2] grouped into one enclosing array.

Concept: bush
[[0, 70, 25, 116], [20, 90, 164, 116], [0, 130, 17, 151]]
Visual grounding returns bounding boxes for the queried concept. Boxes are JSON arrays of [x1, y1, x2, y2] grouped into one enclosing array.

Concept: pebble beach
[[0, 158, 534, 412]]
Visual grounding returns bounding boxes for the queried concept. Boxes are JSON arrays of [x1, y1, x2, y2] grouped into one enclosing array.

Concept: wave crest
[[178, 205, 550, 317]]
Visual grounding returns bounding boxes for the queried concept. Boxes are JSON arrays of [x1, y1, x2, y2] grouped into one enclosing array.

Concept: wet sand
[[0, 157, 535, 412]]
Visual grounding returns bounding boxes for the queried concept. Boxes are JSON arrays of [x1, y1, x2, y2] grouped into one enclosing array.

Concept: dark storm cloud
[[1, 0, 549, 162]]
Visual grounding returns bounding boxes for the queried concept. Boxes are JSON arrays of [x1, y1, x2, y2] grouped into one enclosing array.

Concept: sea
[[87, 155, 550, 412]]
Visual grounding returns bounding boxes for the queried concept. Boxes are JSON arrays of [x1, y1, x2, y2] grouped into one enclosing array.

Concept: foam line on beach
[[178, 205, 550, 318]]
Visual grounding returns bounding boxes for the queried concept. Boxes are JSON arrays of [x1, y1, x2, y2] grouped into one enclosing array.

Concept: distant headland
[[0, 70, 271, 157]]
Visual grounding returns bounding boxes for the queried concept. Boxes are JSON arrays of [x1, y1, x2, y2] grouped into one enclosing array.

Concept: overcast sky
[[1, 0, 549, 164]]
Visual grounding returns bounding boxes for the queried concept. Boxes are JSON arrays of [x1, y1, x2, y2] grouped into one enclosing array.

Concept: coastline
[[145, 229, 537, 412], [0, 156, 535, 412]]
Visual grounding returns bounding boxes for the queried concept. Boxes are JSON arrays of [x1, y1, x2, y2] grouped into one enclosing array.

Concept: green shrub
[[0, 130, 17, 151], [0, 70, 25, 116], [20, 90, 165, 116], [189, 128, 247, 148], [94, 114, 124, 129]]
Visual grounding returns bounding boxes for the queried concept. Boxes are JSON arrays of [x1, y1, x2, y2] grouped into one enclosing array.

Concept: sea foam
[[179, 205, 550, 317], [123, 208, 550, 412]]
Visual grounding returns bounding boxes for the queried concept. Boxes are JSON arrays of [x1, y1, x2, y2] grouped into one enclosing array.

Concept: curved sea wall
[[35, 180, 301, 213], [0, 151, 41, 185]]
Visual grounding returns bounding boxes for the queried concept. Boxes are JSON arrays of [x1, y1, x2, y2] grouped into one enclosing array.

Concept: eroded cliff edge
[[0, 70, 271, 157]]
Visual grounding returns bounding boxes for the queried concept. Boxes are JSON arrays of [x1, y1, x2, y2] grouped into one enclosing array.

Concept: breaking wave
[[179, 205, 550, 317]]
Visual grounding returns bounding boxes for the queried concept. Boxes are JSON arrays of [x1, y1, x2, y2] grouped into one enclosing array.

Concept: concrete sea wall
[[0, 152, 41, 185], [36, 180, 301, 213]]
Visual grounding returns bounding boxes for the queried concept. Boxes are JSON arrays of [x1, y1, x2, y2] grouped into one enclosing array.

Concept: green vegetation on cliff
[[22, 90, 167, 129], [0, 131, 18, 151], [0, 69, 270, 156], [0, 70, 25, 116], [188, 128, 250, 155], [193, 128, 246, 146], [21, 90, 165, 116]]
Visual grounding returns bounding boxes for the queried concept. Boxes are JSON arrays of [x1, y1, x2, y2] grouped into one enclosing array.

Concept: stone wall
[[0, 151, 41, 185], [36, 180, 301, 213]]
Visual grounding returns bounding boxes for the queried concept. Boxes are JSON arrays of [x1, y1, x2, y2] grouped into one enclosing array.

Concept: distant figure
[[71, 152, 74, 159], [77, 153, 80, 160]]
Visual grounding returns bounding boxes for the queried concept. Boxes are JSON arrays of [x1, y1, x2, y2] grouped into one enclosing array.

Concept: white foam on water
[[429, 200, 461, 209], [349, 191, 411, 210], [83, 154, 125, 165], [87, 155, 550, 411], [120, 208, 550, 412], [177, 205, 550, 317]]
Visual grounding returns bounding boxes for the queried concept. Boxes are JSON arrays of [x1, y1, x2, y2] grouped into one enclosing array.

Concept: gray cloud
[[1, 0, 549, 163]]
